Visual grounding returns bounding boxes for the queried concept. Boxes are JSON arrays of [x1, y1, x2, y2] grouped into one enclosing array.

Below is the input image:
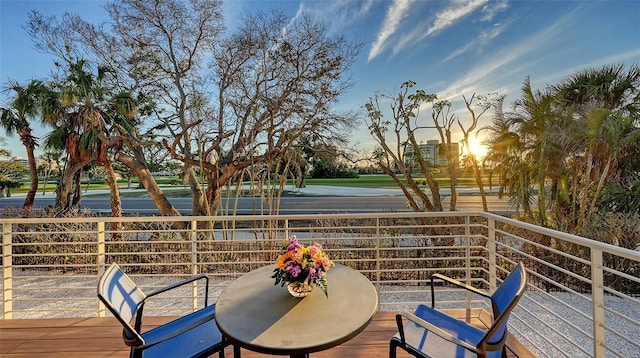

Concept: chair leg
[[389, 338, 398, 358], [130, 348, 141, 358]]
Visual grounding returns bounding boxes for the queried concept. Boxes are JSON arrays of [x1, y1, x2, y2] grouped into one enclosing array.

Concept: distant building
[[403, 140, 459, 168], [11, 157, 30, 168], [9, 156, 55, 171]]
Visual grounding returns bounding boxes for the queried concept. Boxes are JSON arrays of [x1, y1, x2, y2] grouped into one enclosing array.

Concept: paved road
[[0, 186, 514, 215], [0, 196, 410, 214]]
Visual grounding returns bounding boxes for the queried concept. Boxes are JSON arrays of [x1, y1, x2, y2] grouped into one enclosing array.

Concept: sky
[[1, 0, 639, 160]]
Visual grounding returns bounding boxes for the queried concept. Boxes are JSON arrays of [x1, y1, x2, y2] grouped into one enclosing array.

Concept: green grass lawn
[[304, 175, 400, 188], [305, 172, 494, 189], [14, 172, 494, 195]]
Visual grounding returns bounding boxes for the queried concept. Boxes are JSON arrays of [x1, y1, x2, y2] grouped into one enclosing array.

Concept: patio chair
[[389, 262, 527, 358], [97, 262, 231, 358]]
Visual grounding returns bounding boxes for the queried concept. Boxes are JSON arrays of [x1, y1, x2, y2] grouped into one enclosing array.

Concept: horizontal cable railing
[[1, 212, 639, 357]]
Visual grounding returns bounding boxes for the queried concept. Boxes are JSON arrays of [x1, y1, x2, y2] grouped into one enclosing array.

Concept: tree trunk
[[22, 145, 38, 215], [115, 152, 184, 218], [103, 159, 122, 218], [207, 184, 224, 216], [380, 166, 427, 211], [102, 158, 123, 236], [444, 132, 458, 211], [470, 155, 488, 212], [42, 167, 50, 195], [408, 133, 442, 211], [583, 156, 612, 232], [576, 154, 594, 230], [185, 164, 206, 216], [205, 163, 239, 216], [55, 160, 89, 210], [71, 170, 82, 207]]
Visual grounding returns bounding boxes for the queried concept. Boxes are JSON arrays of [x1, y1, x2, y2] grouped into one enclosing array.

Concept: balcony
[[1, 212, 639, 357]]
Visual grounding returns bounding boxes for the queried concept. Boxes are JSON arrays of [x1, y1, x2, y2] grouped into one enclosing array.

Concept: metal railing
[[1, 212, 639, 357]]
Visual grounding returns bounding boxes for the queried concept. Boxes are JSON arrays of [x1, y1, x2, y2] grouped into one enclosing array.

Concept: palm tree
[[0, 80, 47, 214], [484, 95, 534, 216], [41, 60, 137, 217], [551, 64, 640, 231], [487, 65, 640, 232], [509, 77, 559, 223]]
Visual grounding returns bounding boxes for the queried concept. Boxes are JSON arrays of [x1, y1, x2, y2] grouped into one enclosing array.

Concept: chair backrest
[[97, 263, 147, 345], [482, 262, 527, 348]]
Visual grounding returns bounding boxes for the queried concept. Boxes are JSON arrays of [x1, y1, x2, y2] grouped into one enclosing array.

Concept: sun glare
[[467, 138, 487, 159]]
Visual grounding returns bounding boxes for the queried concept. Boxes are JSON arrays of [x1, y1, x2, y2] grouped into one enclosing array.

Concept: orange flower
[[277, 251, 294, 269]]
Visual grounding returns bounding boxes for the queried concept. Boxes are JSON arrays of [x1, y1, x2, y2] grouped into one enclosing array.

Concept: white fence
[[2, 212, 639, 357]]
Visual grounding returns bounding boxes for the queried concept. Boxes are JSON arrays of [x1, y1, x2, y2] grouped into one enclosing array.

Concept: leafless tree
[[432, 100, 459, 210], [365, 81, 443, 211], [461, 94, 492, 212], [164, 10, 361, 215]]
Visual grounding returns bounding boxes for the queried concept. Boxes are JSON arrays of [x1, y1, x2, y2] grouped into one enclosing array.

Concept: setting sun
[[467, 138, 488, 159]]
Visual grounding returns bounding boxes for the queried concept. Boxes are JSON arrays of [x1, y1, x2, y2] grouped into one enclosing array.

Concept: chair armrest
[[430, 273, 490, 307], [145, 274, 210, 306], [397, 311, 479, 354], [133, 275, 210, 331]]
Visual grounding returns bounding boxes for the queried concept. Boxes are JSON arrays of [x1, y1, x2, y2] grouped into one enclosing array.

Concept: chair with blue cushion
[[390, 262, 527, 358], [97, 262, 232, 358]]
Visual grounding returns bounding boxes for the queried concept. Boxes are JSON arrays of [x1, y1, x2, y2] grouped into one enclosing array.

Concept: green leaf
[[316, 278, 329, 298]]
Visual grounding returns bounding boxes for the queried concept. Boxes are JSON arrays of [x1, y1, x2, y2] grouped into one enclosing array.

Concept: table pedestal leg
[[290, 354, 309, 358], [233, 344, 241, 358]]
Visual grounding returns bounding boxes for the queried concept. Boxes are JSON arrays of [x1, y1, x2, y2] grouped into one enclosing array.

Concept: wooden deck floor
[[0, 310, 534, 358]]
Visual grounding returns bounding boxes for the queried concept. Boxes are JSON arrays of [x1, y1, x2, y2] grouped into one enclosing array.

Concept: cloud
[[481, 0, 510, 22], [301, 0, 376, 34], [536, 48, 640, 86], [438, 9, 578, 102], [368, 0, 414, 61], [441, 19, 511, 63], [391, 0, 489, 58], [425, 0, 489, 37], [579, 48, 640, 70]]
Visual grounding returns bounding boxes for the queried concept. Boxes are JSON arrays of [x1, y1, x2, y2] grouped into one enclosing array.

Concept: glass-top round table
[[215, 264, 378, 358]]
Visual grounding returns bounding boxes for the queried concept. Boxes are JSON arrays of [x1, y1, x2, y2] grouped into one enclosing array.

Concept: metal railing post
[[487, 217, 497, 292], [464, 215, 471, 282], [464, 215, 472, 322], [97, 221, 106, 317], [591, 248, 606, 357], [375, 217, 381, 310], [284, 219, 289, 240], [2, 223, 13, 319], [191, 220, 198, 310]]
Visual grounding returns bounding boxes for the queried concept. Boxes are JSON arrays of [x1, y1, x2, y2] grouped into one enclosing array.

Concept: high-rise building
[[403, 140, 459, 168]]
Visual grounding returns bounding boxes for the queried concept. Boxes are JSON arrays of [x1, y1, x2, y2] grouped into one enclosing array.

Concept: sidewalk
[[290, 185, 403, 196], [14, 184, 491, 198]]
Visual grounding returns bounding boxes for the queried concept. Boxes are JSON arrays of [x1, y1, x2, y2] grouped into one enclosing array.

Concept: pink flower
[[309, 243, 321, 256], [318, 256, 331, 269], [287, 235, 302, 252]]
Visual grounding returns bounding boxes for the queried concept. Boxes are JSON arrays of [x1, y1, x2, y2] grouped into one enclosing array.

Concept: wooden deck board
[[0, 311, 535, 358]]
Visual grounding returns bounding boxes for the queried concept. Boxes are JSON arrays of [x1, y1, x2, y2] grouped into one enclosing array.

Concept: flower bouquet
[[272, 235, 334, 297]]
